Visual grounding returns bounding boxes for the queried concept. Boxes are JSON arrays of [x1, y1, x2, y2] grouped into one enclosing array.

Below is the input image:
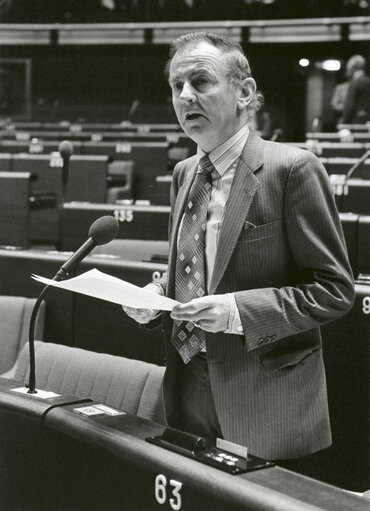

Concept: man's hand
[[170, 295, 230, 333], [122, 283, 161, 324]]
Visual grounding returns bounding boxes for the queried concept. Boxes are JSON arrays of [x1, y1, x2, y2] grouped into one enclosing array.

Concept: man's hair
[[165, 31, 264, 116]]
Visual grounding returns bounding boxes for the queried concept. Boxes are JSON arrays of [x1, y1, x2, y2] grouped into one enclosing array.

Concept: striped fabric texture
[[161, 132, 355, 460]]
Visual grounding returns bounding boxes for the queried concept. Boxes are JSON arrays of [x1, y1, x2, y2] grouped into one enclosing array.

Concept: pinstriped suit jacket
[[158, 132, 355, 460]]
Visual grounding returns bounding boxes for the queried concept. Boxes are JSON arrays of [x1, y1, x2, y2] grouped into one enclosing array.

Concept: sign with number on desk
[[114, 209, 134, 223]]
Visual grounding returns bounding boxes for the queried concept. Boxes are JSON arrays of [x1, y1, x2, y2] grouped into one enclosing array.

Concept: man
[[123, 32, 355, 467], [342, 54, 370, 123], [331, 80, 349, 123]]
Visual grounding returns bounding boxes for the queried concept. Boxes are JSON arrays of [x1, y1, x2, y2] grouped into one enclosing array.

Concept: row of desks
[[0, 127, 195, 149], [1, 120, 183, 133], [337, 123, 370, 133], [0, 196, 370, 275], [2, 198, 368, 276], [1, 376, 367, 511], [5, 132, 370, 163], [0, 148, 169, 218], [289, 141, 370, 158], [1, 140, 369, 181], [306, 131, 370, 143], [320, 157, 370, 178], [0, 139, 170, 170]]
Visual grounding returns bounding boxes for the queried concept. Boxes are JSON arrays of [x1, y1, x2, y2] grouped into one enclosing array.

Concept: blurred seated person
[[342, 55, 370, 124], [342, 0, 370, 16], [331, 81, 350, 123], [248, 103, 286, 141]]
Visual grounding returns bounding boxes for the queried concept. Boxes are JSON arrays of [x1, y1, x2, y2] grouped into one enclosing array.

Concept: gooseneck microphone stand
[[27, 263, 80, 393], [345, 149, 370, 181], [27, 278, 61, 394], [28, 264, 71, 393], [57, 140, 73, 252], [26, 215, 119, 394]]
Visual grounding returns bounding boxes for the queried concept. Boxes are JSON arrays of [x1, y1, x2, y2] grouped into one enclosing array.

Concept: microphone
[[330, 149, 370, 206], [270, 128, 282, 142], [54, 215, 119, 281], [345, 149, 370, 181], [311, 116, 321, 133], [127, 99, 140, 121], [57, 140, 73, 251], [27, 215, 119, 394], [58, 140, 73, 197]]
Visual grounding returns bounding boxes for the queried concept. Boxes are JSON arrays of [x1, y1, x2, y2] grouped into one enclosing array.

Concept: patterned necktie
[[172, 155, 213, 364]]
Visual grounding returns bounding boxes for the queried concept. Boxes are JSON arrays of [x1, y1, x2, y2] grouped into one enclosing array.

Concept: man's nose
[[179, 82, 196, 103]]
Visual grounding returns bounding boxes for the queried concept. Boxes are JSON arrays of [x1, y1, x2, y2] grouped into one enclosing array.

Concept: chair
[[106, 160, 134, 203], [7, 341, 166, 425], [0, 296, 45, 376]]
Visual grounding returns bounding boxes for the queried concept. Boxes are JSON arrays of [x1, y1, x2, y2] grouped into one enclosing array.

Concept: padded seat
[[8, 341, 166, 425]]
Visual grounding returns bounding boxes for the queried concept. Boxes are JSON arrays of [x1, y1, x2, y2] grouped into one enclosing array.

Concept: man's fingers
[[122, 305, 156, 324], [171, 308, 215, 324], [172, 297, 214, 315]]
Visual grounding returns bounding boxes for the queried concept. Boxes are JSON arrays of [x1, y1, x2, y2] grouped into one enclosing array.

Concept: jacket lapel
[[209, 133, 264, 295]]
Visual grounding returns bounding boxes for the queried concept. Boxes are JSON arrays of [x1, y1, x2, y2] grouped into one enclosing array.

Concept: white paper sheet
[[31, 268, 178, 311]]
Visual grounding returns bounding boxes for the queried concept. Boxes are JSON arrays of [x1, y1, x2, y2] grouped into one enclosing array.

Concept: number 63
[[155, 474, 182, 510]]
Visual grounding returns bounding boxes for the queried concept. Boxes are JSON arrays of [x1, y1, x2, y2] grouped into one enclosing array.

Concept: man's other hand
[[122, 283, 161, 324]]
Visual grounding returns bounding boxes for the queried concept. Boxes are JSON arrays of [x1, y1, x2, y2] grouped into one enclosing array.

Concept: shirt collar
[[197, 124, 250, 177]]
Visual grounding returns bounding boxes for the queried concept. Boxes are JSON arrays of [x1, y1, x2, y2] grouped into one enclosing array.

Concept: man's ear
[[237, 77, 257, 110]]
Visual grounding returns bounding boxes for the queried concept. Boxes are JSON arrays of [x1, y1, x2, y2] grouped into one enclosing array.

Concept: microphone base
[[10, 387, 62, 400]]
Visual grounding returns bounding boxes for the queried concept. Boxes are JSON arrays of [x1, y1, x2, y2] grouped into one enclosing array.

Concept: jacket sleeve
[[235, 150, 355, 352], [342, 79, 357, 123]]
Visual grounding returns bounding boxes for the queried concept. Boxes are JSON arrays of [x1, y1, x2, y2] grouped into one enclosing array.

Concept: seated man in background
[[123, 32, 355, 474], [342, 54, 370, 123], [331, 80, 349, 123]]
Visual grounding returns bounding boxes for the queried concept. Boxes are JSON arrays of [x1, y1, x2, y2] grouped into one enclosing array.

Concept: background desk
[[61, 202, 170, 250]]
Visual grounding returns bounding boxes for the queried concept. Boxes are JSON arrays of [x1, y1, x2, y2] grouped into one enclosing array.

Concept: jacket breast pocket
[[260, 345, 321, 372], [238, 220, 280, 243]]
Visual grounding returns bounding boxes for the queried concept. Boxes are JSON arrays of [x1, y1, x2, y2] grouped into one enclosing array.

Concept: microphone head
[[88, 215, 119, 245], [59, 140, 73, 160]]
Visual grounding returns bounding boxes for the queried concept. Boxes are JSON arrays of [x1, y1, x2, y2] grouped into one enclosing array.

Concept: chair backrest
[[11, 341, 166, 425], [0, 172, 31, 248], [0, 296, 45, 374], [107, 160, 134, 203]]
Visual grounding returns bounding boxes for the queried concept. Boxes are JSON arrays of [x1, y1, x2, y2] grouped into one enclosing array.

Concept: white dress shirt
[[196, 125, 248, 334]]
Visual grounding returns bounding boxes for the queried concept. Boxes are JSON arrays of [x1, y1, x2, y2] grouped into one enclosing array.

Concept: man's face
[[169, 41, 246, 153]]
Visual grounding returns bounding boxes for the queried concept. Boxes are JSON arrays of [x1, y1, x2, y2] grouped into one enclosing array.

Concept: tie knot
[[198, 155, 214, 183]]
